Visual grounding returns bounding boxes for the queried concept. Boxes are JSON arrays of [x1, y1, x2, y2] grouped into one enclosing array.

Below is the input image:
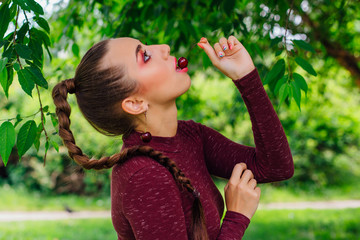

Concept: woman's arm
[[197, 68, 294, 183], [197, 36, 294, 183], [120, 162, 251, 239]]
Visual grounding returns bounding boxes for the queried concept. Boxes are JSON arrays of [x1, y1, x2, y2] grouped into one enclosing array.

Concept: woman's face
[[104, 37, 191, 106]]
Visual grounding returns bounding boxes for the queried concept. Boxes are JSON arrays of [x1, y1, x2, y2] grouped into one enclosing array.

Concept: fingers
[[248, 179, 257, 189], [239, 169, 254, 185], [198, 37, 220, 66], [198, 35, 244, 63], [228, 163, 247, 186], [227, 35, 242, 49], [219, 37, 229, 52], [214, 43, 224, 58], [255, 187, 261, 195]]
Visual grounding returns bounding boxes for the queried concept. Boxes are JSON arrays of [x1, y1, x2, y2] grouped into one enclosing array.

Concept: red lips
[[175, 57, 188, 73]]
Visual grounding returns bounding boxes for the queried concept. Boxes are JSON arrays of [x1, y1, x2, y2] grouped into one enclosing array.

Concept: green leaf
[[2, 43, 15, 60], [33, 122, 43, 152], [0, 66, 8, 97], [50, 113, 58, 128], [34, 16, 50, 33], [278, 83, 289, 107], [288, 83, 293, 100], [0, 121, 16, 167], [292, 39, 315, 53], [28, 34, 43, 68], [1, 67, 13, 98], [293, 72, 308, 94], [263, 59, 285, 85], [0, 57, 8, 72], [42, 105, 48, 112], [274, 75, 287, 95], [25, 66, 48, 89], [50, 140, 59, 152], [17, 68, 35, 97], [13, 63, 21, 71], [291, 80, 301, 111], [15, 44, 33, 60], [24, 0, 44, 15], [13, 0, 31, 11], [17, 120, 37, 159], [16, 22, 29, 43], [295, 57, 317, 76], [45, 140, 49, 156], [0, 3, 10, 39], [72, 42, 80, 57]]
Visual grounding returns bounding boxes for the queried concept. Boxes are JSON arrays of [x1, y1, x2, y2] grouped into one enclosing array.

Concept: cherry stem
[[185, 42, 199, 61]]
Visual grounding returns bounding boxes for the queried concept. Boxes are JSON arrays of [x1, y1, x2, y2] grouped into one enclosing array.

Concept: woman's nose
[[160, 44, 170, 59]]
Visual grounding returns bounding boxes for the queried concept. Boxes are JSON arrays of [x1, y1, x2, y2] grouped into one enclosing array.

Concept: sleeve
[[122, 163, 251, 239], [122, 164, 188, 240], [217, 211, 250, 240], [199, 68, 294, 183]]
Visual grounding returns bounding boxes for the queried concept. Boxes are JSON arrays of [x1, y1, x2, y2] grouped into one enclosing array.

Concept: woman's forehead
[[102, 37, 140, 69]]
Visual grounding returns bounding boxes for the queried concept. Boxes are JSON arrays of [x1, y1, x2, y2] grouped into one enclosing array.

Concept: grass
[[0, 209, 358, 240], [1, 178, 360, 211], [244, 208, 360, 240], [0, 218, 117, 240], [0, 184, 111, 211]]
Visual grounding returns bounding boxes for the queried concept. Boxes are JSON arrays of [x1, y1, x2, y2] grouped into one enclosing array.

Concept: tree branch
[[293, 5, 360, 87]]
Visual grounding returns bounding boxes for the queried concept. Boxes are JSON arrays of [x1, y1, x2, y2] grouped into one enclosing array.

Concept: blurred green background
[[1, 0, 359, 239]]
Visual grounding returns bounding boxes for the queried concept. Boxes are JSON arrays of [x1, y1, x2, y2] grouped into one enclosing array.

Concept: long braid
[[52, 78, 209, 239]]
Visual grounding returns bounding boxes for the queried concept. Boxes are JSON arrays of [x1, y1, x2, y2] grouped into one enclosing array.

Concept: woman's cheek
[[139, 69, 169, 93]]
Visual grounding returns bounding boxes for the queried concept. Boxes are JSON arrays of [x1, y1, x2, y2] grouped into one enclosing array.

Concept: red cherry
[[178, 57, 188, 69], [140, 132, 152, 142]]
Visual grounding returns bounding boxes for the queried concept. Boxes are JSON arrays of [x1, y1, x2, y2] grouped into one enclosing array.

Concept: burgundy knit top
[[110, 68, 294, 240]]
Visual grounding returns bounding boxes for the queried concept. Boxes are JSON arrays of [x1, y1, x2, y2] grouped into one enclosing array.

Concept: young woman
[[52, 35, 294, 240]]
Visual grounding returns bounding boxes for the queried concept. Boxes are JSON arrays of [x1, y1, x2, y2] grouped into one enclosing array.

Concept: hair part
[[52, 39, 209, 239]]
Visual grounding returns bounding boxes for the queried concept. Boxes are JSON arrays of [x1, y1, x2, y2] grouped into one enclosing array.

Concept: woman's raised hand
[[198, 36, 255, 80], [224, 163, 261, 220]]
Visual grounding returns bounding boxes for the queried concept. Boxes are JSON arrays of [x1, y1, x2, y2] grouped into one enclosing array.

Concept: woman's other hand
[[224, 163, 261, 220], [198, 36, 255, 80]]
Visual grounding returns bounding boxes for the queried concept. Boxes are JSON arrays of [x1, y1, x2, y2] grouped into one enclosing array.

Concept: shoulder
[[111, 155, 179, 193], [112, 155, 163, 183], [179, 119, 212, 138], [178, 119, 205, 136]]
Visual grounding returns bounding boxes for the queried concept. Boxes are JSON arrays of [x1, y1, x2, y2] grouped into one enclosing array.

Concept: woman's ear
[[121, 97, 148, 115]]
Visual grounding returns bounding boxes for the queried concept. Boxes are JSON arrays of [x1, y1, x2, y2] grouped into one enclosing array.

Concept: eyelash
[[143, 50, 151, 63]]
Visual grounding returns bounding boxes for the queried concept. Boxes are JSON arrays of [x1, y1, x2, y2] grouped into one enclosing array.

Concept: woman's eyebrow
[[135, 44, 142, 62]]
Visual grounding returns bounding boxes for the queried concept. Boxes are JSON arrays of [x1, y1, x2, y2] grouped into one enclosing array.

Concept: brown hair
[[52, 39, 209, 240]]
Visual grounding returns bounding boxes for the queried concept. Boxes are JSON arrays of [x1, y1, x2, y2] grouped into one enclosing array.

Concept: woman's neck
[[136, 101, 178, 137]]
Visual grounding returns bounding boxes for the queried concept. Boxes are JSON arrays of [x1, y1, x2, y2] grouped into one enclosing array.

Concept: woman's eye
[[143, 50, 151, 63]]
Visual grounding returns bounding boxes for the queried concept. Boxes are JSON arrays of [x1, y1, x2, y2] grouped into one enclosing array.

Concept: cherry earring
[[140, 110, 152, 143]]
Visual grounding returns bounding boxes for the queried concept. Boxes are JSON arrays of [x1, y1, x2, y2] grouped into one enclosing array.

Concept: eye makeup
[[136, 44, 152, 63]]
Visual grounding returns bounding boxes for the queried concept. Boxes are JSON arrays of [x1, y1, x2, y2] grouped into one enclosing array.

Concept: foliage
[[0, 0, 359, 194], [0, 0, 322, 166], [0, 0, 56, 167]]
